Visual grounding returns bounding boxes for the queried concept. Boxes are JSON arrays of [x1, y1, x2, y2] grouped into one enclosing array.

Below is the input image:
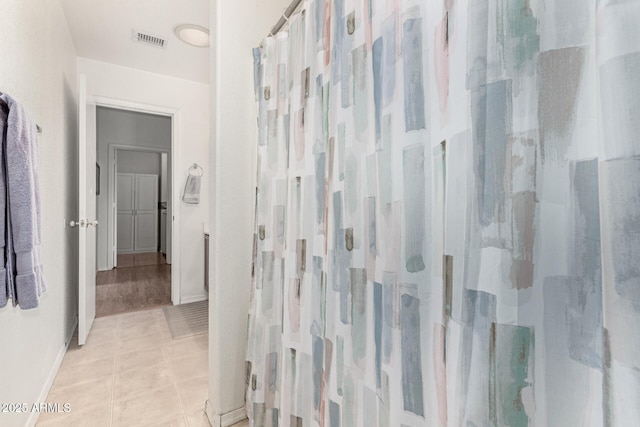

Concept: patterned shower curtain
[[246, 0, 640, 425]]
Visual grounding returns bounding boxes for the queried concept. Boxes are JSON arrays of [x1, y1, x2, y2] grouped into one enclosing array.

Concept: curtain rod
[[268, 0, 304, 37]]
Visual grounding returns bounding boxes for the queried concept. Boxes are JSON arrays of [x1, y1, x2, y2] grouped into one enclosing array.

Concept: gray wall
[[97, 107, 171, 148], [96, 107, 171, 271], [117, 151, 161, 174]]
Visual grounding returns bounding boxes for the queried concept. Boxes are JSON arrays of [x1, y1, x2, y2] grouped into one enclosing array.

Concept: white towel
[[182, 174, 201, 204]]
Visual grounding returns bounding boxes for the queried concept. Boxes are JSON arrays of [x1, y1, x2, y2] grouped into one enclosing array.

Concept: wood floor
[[96, 252, 171, 318], [116, 251, 166, 268]]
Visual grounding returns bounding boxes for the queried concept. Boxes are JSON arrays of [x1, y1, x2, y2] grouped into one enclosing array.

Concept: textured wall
[[208, 0, 294, 420], [0, 1, 78, 426], [246, 0, 639, 425]]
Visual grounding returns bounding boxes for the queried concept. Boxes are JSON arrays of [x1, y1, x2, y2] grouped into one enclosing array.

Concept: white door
[[77, 75, 98, 346], [134, 174, 159, 252], [116, 173, 135, 253]]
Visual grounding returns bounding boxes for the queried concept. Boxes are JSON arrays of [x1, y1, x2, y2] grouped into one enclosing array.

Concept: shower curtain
[[246, 0, 640, 425]]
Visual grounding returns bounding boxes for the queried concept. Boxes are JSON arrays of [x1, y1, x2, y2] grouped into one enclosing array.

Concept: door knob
[[69, 220, 98, 228]]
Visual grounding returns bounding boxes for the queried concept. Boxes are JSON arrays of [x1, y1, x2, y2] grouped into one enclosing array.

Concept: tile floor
[[38, 308, 246, 427]]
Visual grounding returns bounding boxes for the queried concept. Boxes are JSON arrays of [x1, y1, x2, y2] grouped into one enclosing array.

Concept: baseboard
[[222, 407, 247, 426], [27, 317, 77, 427], [205, 400, 247, 427], [180, 293, 208, 305]]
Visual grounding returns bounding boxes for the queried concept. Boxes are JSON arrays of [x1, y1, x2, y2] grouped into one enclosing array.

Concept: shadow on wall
[[63, 75, 79, 328]]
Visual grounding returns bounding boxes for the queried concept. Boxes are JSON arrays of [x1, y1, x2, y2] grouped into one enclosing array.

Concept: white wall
[[81, 57, 210, 304], [0, 1, 78, 426], [96, 107, 170, 270], [116, 152, 161, 253], [208, 0, 292, 423]]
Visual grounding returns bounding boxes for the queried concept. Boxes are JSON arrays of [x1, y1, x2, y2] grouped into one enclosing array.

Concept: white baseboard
[[222, 407, 247, 426], [179, 293, 208, 305], [205, 400, 247, 427], [27, 317, 77, 427]]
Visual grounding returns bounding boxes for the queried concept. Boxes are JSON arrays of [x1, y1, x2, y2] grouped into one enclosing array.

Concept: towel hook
[[189, 163, 204, 177]]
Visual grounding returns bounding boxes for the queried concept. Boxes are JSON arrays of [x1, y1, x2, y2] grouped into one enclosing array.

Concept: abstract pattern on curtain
[[246, 0, 640, 425]]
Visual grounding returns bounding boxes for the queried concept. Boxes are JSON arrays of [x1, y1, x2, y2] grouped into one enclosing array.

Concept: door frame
[[111, 149, 167, 257], [78, 74, 96, 344], [96, 96, 181, 305], [115, 171, 136, 254], [114, 170, 161, 254]]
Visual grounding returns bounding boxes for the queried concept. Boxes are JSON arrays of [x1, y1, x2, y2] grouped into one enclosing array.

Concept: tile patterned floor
[[38, 308, 246, 427]]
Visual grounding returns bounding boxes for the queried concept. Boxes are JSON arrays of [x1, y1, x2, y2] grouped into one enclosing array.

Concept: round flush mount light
[[174, 24, 210, 47]]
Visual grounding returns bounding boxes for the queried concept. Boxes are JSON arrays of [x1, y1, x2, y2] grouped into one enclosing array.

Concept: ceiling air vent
[[133, 30, 167, 48]]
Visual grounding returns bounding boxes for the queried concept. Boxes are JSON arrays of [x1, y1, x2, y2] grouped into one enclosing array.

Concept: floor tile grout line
[[109, 358, 116, 426], [109, 316, 122, 427], [162, 344, 190, 426], [45, 306, 207, 426]]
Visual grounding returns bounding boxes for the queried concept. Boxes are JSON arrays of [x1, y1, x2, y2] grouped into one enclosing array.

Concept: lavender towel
[[0, 100, 7, 308], [0, 93, 45, 310]]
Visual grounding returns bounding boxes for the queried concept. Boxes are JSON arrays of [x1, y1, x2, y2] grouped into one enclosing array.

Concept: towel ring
[[189, 163, 204, 177]]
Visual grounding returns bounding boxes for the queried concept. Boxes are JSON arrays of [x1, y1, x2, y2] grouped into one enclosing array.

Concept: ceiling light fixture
[[174, 24, 210, 47]]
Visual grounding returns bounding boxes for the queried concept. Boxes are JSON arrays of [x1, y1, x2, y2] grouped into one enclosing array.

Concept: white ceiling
[[60, 0, 209, 83]]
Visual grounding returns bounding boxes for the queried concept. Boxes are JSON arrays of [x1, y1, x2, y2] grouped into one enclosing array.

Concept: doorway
[[94, 104, 178, 317], [114, 149, 166, 259]]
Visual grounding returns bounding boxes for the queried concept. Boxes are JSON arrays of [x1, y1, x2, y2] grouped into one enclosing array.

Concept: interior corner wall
[[0, 1, 79, 426], [79, 58, 210, 304], [208, 0, 292, 422]]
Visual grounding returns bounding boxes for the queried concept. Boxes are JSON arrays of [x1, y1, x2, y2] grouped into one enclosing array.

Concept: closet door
[[116, 173, 135, 253], [134, 174, 159, 252]]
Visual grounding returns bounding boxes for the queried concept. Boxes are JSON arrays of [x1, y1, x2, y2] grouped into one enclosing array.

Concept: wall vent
[[133, 30, 167, 48]]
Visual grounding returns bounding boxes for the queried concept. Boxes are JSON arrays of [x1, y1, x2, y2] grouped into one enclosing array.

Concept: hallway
[[96, 252, 171, 318], [38, 308, 230, 426], [0, 1, 284, 425]]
